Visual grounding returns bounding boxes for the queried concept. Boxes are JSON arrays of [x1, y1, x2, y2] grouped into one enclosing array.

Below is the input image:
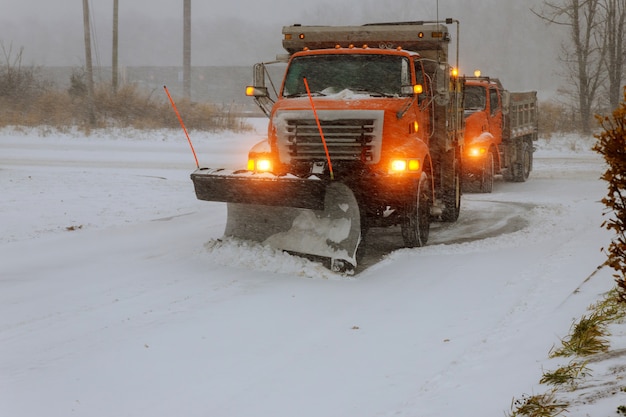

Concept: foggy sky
[[0, 0, 562, 93]]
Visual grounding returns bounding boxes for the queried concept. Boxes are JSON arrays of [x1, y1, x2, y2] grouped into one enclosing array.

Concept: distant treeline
[[0, 64, 257, 131], [41, 66, 258, 107], [0, 62, 580, 136]]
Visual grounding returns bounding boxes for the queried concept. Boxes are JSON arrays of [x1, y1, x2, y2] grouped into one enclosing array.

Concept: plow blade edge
[[191, 169, 361, 270]]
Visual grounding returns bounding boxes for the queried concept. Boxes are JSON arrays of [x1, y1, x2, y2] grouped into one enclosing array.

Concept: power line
[[89, 0, 102, 72]]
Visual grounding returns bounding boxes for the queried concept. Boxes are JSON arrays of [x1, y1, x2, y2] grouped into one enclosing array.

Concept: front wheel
[[479, 151, 495, 193], [441, 149, 461, 222], [401, 173, 432, 248]]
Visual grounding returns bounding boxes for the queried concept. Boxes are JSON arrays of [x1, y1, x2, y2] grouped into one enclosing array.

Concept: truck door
[[414, 60, 430, 139], [488, 87, 503, 143]]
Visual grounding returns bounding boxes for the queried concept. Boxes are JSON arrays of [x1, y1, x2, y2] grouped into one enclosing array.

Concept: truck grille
[[275, 110, 384, 164], [287, 118, 376, 161]]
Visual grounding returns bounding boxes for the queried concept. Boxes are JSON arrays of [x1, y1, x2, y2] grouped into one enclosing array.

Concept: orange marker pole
[[163, 85, 199, 168], [303, 77, 334, 180]]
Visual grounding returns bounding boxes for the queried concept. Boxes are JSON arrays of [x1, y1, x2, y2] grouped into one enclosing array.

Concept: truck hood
[[464, 110, 489, 144], [273, 94, 408, 113]]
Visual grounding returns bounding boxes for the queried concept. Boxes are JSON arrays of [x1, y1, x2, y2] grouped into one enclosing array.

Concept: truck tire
[[479, 151, 495, 193], [512, 141, 532, 182], [401, 173, 431, 248], [441, 149, 461, 222]]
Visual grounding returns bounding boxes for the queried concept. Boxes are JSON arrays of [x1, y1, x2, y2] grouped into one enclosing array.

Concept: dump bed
[[505, 91, 538, 141], [282, 21, 452, 62]]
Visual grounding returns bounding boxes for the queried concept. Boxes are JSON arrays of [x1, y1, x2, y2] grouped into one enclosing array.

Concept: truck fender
[[473, 131, 495, 145], [472, 133, 500, 171], [247, 139, 271, 163], [249, 139, 271, 154]]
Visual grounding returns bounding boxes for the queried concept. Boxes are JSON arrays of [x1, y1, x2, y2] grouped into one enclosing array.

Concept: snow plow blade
[[191, 168, 361, 272]]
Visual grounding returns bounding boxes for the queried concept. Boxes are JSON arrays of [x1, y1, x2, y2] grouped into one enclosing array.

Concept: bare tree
[[0, 42, 46, 103], [533, 0, 607, 134], [602, 0, 625, 111]]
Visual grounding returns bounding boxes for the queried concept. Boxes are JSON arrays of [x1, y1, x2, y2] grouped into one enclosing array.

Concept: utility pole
[[183, 0, 191, 100], [82, 0, 96, 125], [112, 0, 119, 93]]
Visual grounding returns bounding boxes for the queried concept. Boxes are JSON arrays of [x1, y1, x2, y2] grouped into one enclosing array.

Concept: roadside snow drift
[[1, 125, 624, 417]]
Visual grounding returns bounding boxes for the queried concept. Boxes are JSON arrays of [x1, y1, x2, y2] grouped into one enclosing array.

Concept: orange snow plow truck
[[191, 20, 464, 273], [462, 75, 538, 192]]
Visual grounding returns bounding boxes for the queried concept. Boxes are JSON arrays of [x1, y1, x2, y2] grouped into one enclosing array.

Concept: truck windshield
[[464, 85, 486, 111], [283, 54, 410, 98]]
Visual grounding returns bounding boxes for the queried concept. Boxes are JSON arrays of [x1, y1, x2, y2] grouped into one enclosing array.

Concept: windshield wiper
[[284, 91, 327, 98], [351, 89, 397, 98]]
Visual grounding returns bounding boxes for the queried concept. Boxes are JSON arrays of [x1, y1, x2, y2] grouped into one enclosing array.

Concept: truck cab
[[250, 48, 432, 180], [246, 22, 463, 222], [461, 75, 538, 192], [462, 76, 505, 192]]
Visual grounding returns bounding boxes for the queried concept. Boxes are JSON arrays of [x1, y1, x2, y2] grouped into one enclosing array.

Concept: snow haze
[[1, 121, 625, 416], [0, 0, 559, 93]]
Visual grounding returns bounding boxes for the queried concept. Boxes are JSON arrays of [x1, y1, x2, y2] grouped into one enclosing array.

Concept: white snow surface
[[1, 122, 625, 416]]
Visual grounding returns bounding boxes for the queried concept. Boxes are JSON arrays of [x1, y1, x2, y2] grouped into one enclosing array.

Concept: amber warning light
[[246, 86, 268, 97]]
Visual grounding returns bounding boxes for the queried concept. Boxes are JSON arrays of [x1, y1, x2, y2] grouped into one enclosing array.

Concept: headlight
[[468, 147, 487, 157], [248, 158, 273, 172], [390, 158, 420, 173]]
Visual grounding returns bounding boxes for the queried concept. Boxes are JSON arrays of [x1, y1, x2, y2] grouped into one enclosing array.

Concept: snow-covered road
[[1, 127, 623, 416]]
